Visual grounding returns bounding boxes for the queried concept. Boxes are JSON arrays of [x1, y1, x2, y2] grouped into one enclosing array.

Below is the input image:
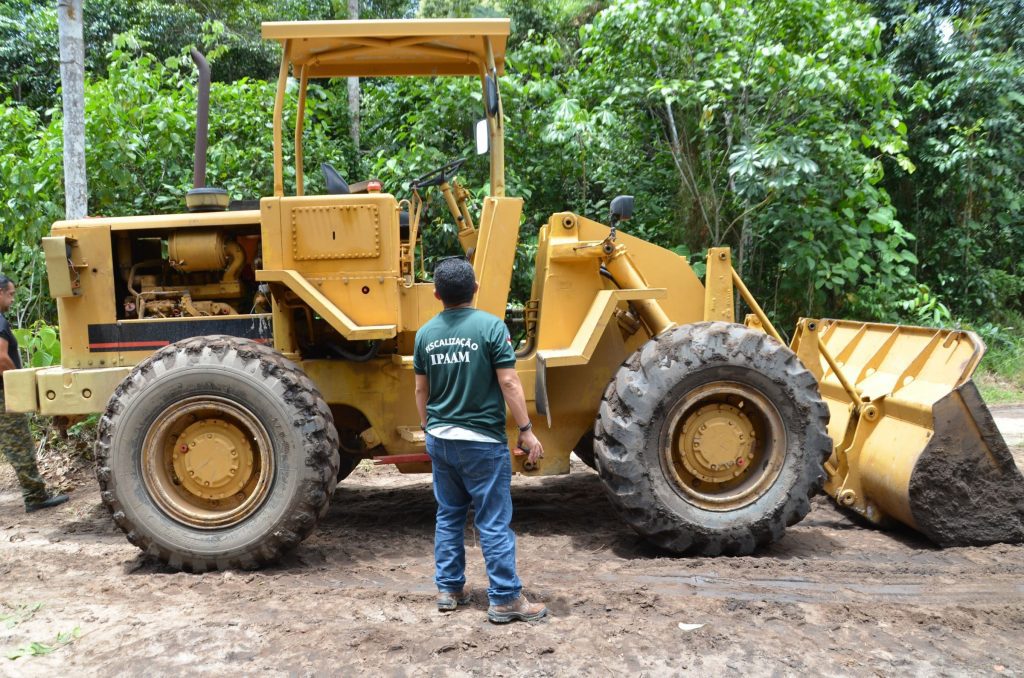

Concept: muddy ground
[[1, 408, 1023, 676]]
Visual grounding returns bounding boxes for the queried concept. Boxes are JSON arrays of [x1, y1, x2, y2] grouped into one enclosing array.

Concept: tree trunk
[[57, 0, 87, 220], [348, 0, 360, 155]]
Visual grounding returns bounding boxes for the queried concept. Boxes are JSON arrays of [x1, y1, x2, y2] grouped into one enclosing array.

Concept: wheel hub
[[142, 396, 274, 529], [679, 404, 756, 483], [172, 419, 254, 500], [661, 381, 786, 511]]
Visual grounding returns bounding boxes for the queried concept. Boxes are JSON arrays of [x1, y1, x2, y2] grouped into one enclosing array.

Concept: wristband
[[518, 421, 533, 433]]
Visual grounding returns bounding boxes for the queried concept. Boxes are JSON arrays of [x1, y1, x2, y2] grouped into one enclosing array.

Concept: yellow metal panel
[[703, 247, 734, 322], [42, 236, 79, 298], [537, 288, 665, 368], [276, 194, 399, 275], [529, 329, 631, 475], [35, 367, 131, 415], [256, 270, 397, 340], [534, 214, 606, 352], [472, 196, 522, 318], [260, 197, 285, 270], [2, 368, 39, 412], [50, 225, 119, 369], [261, 19, 510, 77], [52, 210, 262, 232], [301, 359, 421, 453], [398, 282, 443, 332], [271, 293, 297, 357], [291, 204, 381, 260]]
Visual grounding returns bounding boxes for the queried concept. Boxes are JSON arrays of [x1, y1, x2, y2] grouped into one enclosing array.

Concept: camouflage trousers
[[0, 390, 48, 505]]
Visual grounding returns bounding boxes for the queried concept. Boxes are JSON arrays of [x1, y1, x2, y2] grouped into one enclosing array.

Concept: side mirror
[[475, 119, 489, 155], [610, 195, 634, 223], [485, 74, 500, 116]]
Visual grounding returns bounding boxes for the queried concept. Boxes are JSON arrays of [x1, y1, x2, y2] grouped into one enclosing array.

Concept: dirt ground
[[1, 408, 1023, 676]]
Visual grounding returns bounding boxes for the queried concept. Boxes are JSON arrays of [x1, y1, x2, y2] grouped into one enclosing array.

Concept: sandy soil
[[1, 411, 1023, 676]]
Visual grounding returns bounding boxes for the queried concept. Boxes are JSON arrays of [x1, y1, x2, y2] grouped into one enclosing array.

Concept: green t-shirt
[[413, 307, 517, 442]]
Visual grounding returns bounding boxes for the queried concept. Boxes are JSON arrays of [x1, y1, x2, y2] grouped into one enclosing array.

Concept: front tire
[[96, 336, 340, 571], [594, 322, 830, 555]]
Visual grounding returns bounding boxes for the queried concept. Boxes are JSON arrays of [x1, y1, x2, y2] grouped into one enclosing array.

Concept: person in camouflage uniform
[[0, 274, 67, 512]]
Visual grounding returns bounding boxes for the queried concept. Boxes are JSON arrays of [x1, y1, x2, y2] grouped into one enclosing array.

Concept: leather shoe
[[25, 494, 69, 513], [437, 587, 472, 611], [487, 594, 547, 623]]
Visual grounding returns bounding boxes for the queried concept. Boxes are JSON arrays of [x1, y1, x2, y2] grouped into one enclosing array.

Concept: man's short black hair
[[433, 257, 476, 307], [0, 274, 13, 291]]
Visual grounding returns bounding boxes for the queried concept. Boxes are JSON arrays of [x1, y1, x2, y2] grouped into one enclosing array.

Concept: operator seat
[[321, 163, 350, 195]]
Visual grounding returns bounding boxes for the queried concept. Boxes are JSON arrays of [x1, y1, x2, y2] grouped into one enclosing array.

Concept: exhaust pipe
[[186, 48, 228, 212], [191, 47, 210, 189]]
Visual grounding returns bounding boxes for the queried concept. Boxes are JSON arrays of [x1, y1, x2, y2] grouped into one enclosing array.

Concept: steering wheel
[[410, 157, 468, 190]]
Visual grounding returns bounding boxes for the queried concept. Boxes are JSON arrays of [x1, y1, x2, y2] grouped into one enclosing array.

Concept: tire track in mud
[[599, 572, 1024, 606]]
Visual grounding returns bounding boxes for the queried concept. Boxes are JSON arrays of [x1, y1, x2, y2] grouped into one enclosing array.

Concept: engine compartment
[[114, 227, 264, 320]]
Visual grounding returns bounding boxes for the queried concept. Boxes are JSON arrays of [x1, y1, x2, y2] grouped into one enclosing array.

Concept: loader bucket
[[791, 318, 1024, 546]]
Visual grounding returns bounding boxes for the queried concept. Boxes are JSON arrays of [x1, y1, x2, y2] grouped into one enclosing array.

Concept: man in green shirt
[[414, 258, 547, 623]]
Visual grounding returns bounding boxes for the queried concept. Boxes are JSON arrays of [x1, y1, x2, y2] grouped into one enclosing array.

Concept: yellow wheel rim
[[142, 396, 274, 529], [661, 382, 786, 511]]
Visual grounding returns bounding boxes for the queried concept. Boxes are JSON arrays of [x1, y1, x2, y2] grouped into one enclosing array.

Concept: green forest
[[1, 0, 1022, 397]]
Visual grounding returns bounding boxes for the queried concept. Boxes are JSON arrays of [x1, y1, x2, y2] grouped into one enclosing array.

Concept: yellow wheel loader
[[5, 20, 1022, 571]]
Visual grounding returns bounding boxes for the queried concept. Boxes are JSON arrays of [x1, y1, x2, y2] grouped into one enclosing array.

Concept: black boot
[[26, 494, 69, 513]]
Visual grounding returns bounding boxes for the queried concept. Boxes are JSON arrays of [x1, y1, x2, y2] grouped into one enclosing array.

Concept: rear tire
[[594, 322, 830, 555], [95, 335, 340, 571]]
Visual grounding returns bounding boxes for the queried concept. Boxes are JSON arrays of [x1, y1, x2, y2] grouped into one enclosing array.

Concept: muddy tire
[[95, 336, 340, 572], [594, 322, 830, 555]]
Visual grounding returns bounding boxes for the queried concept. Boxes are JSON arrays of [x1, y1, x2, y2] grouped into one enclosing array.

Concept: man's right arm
[[415, 373, 429, 429], [0, 337, 16, 373], [496, 367, 543, 464]]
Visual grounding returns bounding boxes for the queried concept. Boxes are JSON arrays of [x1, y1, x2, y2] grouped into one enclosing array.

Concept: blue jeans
[[425, 434, 522, 605]]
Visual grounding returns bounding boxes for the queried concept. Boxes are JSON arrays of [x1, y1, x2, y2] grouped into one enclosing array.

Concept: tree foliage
[[0, 0, 1022, 339], [873, 0, 1024, 325]]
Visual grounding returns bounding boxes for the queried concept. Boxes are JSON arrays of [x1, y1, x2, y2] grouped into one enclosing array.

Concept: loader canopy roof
[[262, 18, 511, 198], [261, 19, 510, 77]]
